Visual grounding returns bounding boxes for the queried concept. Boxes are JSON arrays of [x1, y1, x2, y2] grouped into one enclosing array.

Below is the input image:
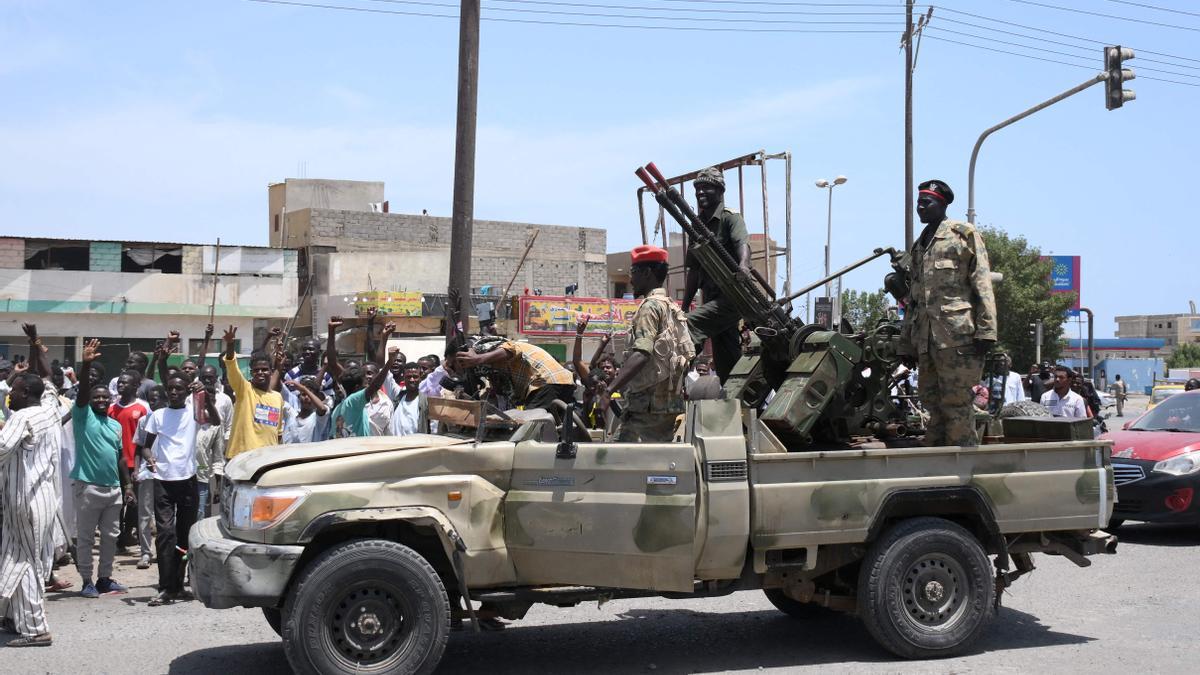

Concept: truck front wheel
[[282, 538, 451, 675], [857, 517, 994, 659]]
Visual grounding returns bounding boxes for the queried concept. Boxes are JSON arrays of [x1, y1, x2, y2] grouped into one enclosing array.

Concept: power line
[[360, 0, 903, 24], [1005, 0, 1200, 33], [1105, 0, 1200, 19], [927, 25, 1200, 79], [935, 14, 1200, 70], [933, 5, 1200, 64], [924, 34, 1200, 86], [244, 0, 897, 31], [483, 0, 908, 16]]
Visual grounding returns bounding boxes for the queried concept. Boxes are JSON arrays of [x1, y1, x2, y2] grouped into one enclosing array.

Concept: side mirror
[[1122, 421, 1132, 430]]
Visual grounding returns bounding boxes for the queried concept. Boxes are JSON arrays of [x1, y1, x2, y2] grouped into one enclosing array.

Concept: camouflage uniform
[[686, 205, 748, 383], [618, 288, 694, 442], [900, 218, 997, 447]]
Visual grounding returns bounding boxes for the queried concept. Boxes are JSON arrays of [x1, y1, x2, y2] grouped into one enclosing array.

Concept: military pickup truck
[[190, 400, 1117, 674]]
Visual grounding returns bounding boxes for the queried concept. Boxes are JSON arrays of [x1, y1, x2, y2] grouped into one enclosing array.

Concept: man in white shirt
[[282, 377, 331, 444], [142, 373, 215, 606], [390, 362, 429, 436], [1040, 365, 1088, 419]]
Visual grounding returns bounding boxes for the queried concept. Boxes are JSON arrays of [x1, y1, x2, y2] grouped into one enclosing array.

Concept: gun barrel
[[779, 247, 896, 305]]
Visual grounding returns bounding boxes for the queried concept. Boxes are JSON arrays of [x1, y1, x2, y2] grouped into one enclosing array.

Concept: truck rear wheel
[[858, 517, 994, 659], [262, 607, 283, 637], [282, 538, 450, 675]]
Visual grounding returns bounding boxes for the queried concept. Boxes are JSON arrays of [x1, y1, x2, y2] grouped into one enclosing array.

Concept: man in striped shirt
[[0, 324, 62, 647], [445, 338, 576, 413]]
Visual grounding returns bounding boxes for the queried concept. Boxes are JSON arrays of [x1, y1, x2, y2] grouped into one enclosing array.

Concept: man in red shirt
[[108, 370, 149, 552]]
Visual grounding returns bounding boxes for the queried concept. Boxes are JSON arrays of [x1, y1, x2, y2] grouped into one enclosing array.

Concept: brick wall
[[89, 241, 122, 272], [303, 209, 608, 297], [0, 238, 24, 269]]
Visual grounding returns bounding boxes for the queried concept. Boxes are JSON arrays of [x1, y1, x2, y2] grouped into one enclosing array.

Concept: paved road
[[9, 397, 1176, 674]]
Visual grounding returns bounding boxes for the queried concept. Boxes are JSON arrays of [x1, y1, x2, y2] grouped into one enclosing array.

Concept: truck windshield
[[1131, 393, 1200, 433]]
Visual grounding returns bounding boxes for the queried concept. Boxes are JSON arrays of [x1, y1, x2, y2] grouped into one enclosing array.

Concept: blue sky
[[2, 0, 1197, 338]]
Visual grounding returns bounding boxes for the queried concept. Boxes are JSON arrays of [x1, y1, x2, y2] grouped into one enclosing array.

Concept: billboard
[[351, 290, 424, 317], [1043, 255, 1081, 314], [518, 295, 649, 335]]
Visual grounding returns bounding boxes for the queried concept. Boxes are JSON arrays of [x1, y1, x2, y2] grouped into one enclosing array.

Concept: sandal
[[45, 578, 73, 592], [6, 633, 52, 647], [148, 591, 177, 607]]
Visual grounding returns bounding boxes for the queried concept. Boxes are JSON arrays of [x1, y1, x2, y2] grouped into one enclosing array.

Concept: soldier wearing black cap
[[899, 179, 997, 447], [681, 166, 751, 383]]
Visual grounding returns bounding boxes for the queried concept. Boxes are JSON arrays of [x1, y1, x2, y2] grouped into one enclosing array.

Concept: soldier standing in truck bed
[[681, 167, 751, 383], [601, 245, 695, 442], [899, 179, 997, 447]]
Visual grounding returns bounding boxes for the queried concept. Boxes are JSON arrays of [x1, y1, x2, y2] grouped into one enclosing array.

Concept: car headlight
[[1153, 451, 1200, 477], [229, 485, 309, 530]]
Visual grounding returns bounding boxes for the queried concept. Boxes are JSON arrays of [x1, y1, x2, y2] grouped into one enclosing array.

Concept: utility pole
[[448, 0, 481, 322], [904, 0, 914, 250]]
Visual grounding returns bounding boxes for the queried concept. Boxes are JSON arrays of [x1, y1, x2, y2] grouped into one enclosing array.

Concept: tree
[[1167, 342, 1200, 370], [839, 288, 891, 332], [978, 226, 1077, 372]]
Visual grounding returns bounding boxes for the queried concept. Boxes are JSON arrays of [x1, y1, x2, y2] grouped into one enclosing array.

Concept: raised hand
[[82, 339, 102, 364], [576, 315, 590, 335], [204, 323, 215, 338], [328, 316, 344, 332], [366, 306, 378, 321], [382, 321, 396, 335], [223, 325, 238, 344], [20, 323, 38, 341]]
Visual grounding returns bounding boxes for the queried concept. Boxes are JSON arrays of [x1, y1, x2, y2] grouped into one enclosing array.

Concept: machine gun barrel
[[635, 163, 792, 330], [778, 247, 899, 306]]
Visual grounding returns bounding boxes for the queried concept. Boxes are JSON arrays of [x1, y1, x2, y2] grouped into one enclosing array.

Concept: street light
[[815, 175, 848, 324]]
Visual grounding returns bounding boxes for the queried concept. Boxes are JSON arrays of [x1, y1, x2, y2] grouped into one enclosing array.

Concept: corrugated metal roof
[[3, 234, 290, 250]]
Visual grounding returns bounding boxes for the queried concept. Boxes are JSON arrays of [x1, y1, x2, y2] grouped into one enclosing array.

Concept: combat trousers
[[687, 297, 742, 382], [616, 412, 679, 443], [918, 346, 984, 447]]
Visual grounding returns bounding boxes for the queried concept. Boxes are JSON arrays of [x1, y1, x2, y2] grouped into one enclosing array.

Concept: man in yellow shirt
[[221, 326, 284, 459]]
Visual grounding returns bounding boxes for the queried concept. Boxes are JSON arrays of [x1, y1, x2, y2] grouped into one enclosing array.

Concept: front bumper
[[1112, 460, 1200, 525], [188, 516, 305, 610]]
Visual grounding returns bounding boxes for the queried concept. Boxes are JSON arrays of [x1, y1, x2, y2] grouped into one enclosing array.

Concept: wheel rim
[[900, 552, 970, 632], [324, 580, 415, 668]]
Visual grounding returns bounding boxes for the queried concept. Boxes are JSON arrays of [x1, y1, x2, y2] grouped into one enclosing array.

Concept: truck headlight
[[1153, 451, 1200, 477], [229, 485, 309, 530]]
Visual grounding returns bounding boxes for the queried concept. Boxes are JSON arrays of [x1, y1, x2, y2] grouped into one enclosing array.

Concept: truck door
[[504, 438, 698, 593]]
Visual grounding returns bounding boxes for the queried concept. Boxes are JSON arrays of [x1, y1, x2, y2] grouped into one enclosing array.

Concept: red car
[[1101, 389, 1200, 527]]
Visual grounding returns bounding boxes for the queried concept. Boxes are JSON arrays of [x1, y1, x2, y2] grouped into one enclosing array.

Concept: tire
[[763, 588, 836, 620], [1106, 518, 1125, 531], [282, 538, 451, 675], [262, 607, 284, 637], [857, 517, 994, 659]]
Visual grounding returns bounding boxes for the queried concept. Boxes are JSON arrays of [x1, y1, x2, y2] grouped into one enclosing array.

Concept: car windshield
[[1132, 393, 1200, 432], [1152, 388, 1183, 403]]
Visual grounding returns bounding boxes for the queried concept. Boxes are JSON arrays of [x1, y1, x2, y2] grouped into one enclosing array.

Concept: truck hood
[[223, 434, 471, 481], [1102, 429, 1200, 462]]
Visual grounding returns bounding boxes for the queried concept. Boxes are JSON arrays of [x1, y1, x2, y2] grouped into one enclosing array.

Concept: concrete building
[[269, 179, 607, 341], [1114, 312, 1200, 353], [0, 236, 298, 377]]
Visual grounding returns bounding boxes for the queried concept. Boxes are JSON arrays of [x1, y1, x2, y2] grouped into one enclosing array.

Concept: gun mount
[[635, 162, 914, 447]]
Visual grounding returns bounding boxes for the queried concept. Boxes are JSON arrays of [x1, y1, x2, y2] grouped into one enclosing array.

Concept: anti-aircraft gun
[[635, 162, 913, 447]]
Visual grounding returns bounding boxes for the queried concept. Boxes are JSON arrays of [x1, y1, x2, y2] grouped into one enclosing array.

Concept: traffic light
[[1104, 45, 1135, 110]]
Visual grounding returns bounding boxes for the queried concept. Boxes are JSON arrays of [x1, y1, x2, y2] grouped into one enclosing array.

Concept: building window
[[24, 240, 89, 271], [613, 281, 628, 298], [1168, 322, 1172, 328], [122, 246, 183, 273]]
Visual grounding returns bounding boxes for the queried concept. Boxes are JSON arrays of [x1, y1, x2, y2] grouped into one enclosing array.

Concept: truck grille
[[1112, 463, 1146, 486], [704, 460, 748, 482]]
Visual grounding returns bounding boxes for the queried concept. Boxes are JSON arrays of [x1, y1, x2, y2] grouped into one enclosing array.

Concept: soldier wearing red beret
[[599, 246, 695, 441]]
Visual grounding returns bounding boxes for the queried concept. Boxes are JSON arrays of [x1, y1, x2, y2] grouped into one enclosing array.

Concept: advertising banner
[[352, 290, 424, 317], [518, 295, 649, 335], [1043, 255, 1081, 315]]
